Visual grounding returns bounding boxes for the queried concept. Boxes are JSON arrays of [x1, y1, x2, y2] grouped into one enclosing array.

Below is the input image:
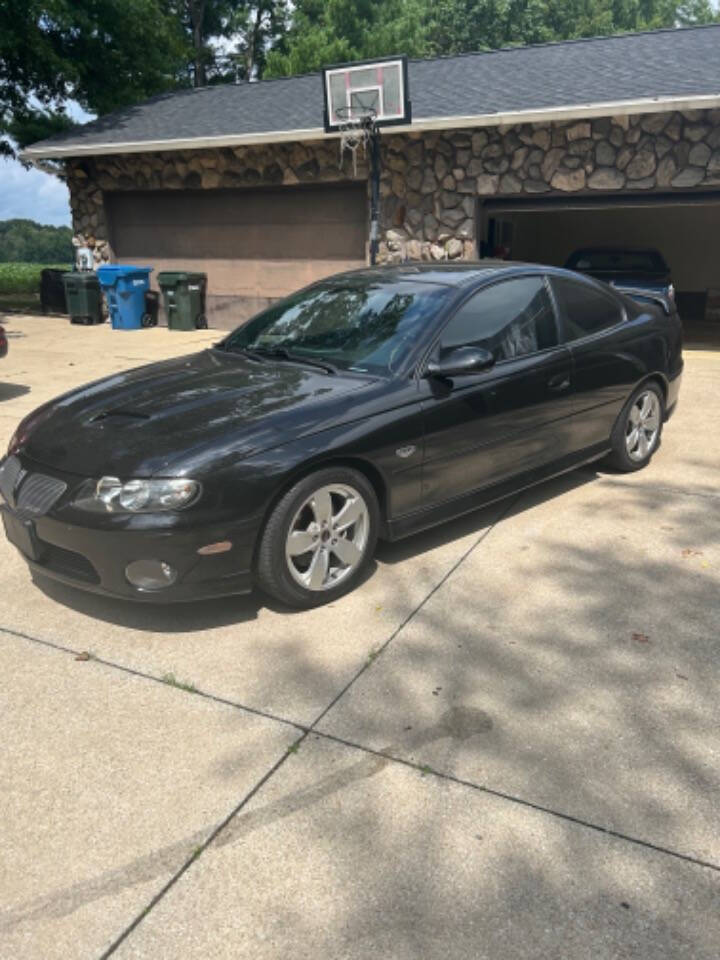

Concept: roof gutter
[[20, 92, 720, 160]]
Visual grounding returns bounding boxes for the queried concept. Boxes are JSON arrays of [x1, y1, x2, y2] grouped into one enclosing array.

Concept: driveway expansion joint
[[94, 494, 520, 957], [0, 624, 307, 735]]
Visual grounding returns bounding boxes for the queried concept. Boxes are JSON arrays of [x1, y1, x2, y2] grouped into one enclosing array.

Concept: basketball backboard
[[322, 56, 411, 131]]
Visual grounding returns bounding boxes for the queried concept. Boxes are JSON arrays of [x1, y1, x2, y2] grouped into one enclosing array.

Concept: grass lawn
[[0, 262, 71, 314]]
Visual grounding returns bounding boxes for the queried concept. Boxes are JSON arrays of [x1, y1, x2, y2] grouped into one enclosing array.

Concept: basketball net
[[336, 107, 377, 178]]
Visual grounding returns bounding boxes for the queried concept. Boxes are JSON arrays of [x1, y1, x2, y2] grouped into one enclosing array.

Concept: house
[[23, 24, 720, 327]]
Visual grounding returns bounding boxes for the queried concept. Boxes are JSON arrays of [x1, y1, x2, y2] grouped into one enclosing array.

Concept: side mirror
[[424, 346, 495, 379]]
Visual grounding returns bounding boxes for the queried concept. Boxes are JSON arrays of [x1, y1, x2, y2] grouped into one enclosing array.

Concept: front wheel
[[605, 382, 664, 472], [256, 467, 379, 608]]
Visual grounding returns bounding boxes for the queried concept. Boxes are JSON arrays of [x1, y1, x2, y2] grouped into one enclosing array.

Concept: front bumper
[[1, 504, 259, 603]]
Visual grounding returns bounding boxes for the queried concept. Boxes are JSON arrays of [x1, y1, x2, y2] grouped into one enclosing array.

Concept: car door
[[418, 274, 576, 508], [549, 275, 653, 450]]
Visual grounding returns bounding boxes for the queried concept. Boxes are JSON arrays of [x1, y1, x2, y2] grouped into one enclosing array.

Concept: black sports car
[[0, 262, 682, 609]]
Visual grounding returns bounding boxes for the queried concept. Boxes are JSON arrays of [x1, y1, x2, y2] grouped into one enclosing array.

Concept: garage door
[[480, 191, 720, 324], [106, 184, 367, 322]]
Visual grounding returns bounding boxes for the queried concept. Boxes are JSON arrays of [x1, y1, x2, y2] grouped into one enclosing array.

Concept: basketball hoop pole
[[322, 58, 411, 265], [369, 126, 381, 266]]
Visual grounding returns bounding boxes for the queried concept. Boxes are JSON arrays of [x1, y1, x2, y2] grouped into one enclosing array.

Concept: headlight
[[74, 477, 200, 513]]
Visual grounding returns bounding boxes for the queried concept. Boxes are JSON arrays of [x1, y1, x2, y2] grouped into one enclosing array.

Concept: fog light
[[125, 559, 178, 590]]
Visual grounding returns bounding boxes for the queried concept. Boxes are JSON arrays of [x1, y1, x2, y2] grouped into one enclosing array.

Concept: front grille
[[0, 456, 24, 505], [40, 542, 99, 584], [15, 473, 67, 519]]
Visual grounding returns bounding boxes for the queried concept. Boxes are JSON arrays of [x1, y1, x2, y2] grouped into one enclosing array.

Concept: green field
[[0, 262, 71, 295]]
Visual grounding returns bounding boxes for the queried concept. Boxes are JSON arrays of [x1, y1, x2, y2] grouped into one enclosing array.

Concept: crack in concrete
[[0, 708, 492, 939], [1, 500, 516, 955]]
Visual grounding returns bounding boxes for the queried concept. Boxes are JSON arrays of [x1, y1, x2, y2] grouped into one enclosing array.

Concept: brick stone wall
[[66, 107, 720, 270]]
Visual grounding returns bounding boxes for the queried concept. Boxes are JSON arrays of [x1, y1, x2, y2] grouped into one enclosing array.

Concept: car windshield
[[221, 278, 448, 376], [568, 250, 667, 274]]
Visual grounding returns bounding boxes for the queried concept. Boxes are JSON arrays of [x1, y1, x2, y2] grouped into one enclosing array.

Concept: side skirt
[[385, 444, 610, 542]]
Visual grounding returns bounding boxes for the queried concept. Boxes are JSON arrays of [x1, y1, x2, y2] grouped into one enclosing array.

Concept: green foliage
[[265, 0, 433, 76], [0, 262, 71, 295], [0, 0, 191, 156], [265, 0, 719, 76], [216, 2, 291, 81], [0, 220, 73, 264]]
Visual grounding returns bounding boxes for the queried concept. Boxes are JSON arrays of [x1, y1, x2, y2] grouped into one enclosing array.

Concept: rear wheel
[[196, 314, 208, 330], [256, 467, 379, 609], [605, 382, 664, 472]]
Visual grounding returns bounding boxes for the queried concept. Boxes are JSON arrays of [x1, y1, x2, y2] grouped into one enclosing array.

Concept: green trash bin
[[157, 272, 208, 331], [62, 272, 103, 325]]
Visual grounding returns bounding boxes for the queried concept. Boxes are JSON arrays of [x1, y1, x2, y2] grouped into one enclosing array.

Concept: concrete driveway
[[1, 314, 718, 959]]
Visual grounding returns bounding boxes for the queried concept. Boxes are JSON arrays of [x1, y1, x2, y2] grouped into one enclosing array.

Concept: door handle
[[547, 374, 571, 392]]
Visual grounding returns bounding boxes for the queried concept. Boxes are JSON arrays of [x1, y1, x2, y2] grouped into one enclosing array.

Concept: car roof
[[567, 246, 664, 256], [328, 260, 544, 288]]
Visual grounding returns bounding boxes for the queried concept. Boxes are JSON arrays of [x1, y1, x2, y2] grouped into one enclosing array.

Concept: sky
[[0, 101, 93, 228]]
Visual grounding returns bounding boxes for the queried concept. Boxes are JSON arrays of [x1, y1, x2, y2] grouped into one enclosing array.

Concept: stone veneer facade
[[66, 107, 720, 271]]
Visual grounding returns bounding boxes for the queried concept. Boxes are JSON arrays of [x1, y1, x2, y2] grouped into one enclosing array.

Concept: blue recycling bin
[[97, 265, 153, 330]]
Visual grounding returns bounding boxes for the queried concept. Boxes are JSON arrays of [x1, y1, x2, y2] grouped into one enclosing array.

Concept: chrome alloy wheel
[[625, 390, 661, 462], [284, 484, 370, 592]]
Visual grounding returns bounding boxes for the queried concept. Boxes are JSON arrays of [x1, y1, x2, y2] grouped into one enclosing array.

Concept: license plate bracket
[[2, 509, 44, 561]]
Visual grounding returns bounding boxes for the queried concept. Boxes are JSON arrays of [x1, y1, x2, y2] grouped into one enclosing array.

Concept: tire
[[604, 382, 665, 472], [256, 467, 379, 609], [195, 314, 208, 330], [141, 313, 153, 328]]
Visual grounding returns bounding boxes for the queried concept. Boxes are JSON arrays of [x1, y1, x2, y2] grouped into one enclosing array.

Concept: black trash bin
[[40, 268, 68, 314], [143, 289, 160, 327], [157, 272, 208, 330], [62, 272, 103, 325]]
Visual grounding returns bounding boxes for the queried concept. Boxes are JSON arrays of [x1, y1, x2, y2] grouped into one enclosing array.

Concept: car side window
[[551, 277, 624, 341], [440, 277, 559, 363]]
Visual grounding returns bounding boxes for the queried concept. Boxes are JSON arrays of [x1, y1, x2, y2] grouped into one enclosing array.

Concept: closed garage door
[[106, 184, 367, 325]]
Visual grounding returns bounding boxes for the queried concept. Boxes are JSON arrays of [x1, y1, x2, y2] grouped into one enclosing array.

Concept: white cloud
[[0, 158, 71, 226], [0, 101, 95, 228]]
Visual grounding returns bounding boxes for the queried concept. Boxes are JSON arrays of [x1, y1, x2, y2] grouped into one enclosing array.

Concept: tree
[[222, 2, 290, 81], [423, 0, 719, 56], [265, 0, 433, 78], [184, 0, 229, 86], [0, 219, 74, 262], [0, 0, 191, 156], [265, 0, 718, 76], [180, 2, 290, 86]]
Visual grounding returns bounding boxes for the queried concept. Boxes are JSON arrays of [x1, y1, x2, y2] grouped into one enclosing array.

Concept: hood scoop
[[91, 408, 151, 424]]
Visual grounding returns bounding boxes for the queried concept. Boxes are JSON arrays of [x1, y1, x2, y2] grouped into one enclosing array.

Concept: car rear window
[[551, 277, 624, 340]]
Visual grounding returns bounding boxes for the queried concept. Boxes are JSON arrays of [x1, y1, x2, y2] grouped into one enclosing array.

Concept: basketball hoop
[[322, 58, 411, 265], [336, 106, 377, 177]]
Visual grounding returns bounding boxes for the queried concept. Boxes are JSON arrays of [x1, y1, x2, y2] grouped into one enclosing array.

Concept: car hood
[[20, 349, 376, 477]]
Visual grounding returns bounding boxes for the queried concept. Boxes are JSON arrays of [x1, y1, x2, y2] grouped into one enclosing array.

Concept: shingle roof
[[24, 24, 720, 157]]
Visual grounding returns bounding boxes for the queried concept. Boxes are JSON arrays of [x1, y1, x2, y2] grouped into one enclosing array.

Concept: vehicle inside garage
[[481, 192, 720, 341]]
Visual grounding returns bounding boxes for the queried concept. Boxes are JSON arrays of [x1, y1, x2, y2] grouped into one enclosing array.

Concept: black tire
[[256, 467, 379, 609], [604, 381, 665, 472], [141, 313, 153, 328], [196, 313, 208, 330]]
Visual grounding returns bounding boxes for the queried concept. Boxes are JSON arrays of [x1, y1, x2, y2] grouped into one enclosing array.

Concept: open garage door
[[106, 184, 367, 327], [480, 191, 720, 336]]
